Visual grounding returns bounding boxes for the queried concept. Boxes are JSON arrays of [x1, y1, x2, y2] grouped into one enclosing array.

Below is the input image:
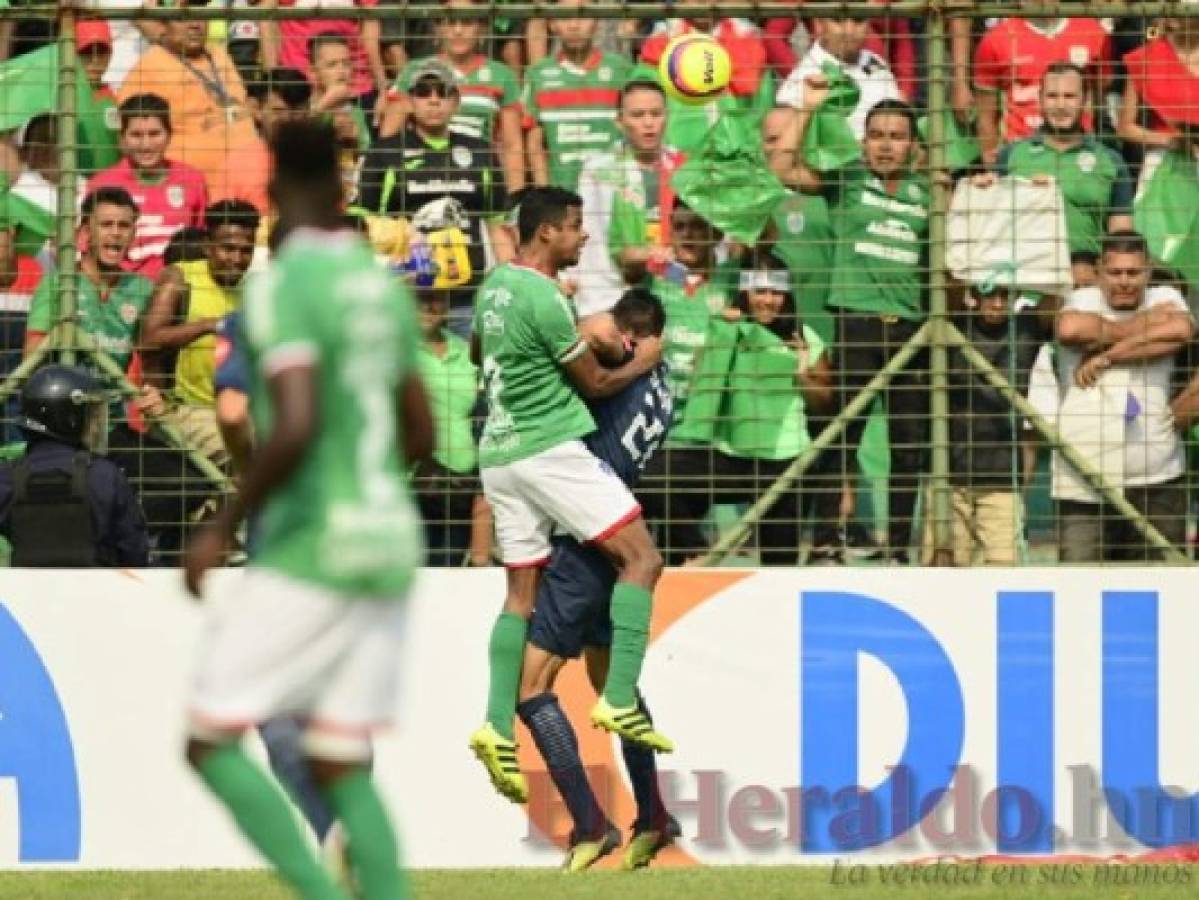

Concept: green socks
[[486, 611, 528, 740], [604, 583, 653, 708], [322, 770, 409, 900], [196, 742, 346, 900]]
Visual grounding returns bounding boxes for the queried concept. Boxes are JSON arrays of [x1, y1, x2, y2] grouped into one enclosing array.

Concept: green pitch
[[3, 865, 1198, 899]]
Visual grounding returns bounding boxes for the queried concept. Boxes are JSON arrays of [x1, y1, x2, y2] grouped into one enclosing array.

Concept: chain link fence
[[0, 1, 1195, 565]]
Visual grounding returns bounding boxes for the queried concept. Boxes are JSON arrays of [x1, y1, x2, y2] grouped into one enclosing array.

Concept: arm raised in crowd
[[141, 266, 220, 353], [778, 77, 831, 194]]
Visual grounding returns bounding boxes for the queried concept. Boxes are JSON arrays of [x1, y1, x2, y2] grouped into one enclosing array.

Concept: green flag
[[1134, 150, 1199, 290], [672, 116, 788, 245], [0, 175, 55, 258], [918, 108, 979, 171], [802, 62, 862, 173], [0, 44, 117, 175]]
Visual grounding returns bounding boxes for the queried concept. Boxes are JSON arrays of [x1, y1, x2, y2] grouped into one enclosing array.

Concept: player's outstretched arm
[[563, 336, 661, 399], [397, 373, 434, 467]]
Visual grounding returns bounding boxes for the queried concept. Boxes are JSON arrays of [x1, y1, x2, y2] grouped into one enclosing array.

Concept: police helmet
[[18, 365, 111, 447]]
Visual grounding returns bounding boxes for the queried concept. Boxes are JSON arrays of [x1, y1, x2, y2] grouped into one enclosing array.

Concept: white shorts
[[188, 568, 408, 751], [481, 439, 641, 567]]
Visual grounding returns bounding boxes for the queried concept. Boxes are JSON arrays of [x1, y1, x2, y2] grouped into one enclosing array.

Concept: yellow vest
[[174, 259, 239, 407]]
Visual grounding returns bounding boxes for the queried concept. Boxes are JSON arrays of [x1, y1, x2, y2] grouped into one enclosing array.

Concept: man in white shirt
[[776, 17, 900, 139], [1053, 230, 1194, 561]]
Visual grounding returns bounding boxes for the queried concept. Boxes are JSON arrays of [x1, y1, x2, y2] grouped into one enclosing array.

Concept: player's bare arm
[[397, 372, 435, 466], [563, 335, 662, 399]]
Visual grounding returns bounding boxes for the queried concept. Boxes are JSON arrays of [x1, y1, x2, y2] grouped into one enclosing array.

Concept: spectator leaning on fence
[[1053, 231, 1194, 562], [573, 79, 684, 317], [776, 15, 901, 140], [791, 91, 931, 563], [118, 1, 269, 211], [86, 94, 209, 282], [995, 63, 1134, 257], [522, 0, 630, 192], [139, 200, 259, 467], [973, 12, 1112, 166]]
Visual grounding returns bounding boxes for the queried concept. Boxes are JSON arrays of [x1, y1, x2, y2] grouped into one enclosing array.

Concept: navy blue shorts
[[527, 537, 616, 659]]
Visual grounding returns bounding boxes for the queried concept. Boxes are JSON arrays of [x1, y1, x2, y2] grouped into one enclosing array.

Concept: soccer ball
[[658, 34, 732, 106]]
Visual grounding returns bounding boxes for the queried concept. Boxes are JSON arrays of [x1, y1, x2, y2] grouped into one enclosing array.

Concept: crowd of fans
[[2, 1, 1199, 566]]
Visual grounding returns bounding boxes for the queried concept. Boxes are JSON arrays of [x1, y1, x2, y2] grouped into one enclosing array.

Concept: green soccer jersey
[[825, 163, 930, 321], [27, 270, 153, 370], [242, 229, 424, 597], [522, 51, 629, 190], [398, 54, 519, 145], [997, 135, 1134, 255], [474, 263, 595, 468], [653, 275, 734, 447], [771, 190, 835, 343]]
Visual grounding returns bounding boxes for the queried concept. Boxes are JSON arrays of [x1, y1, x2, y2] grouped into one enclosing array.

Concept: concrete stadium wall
[[0, 568, 1196, 869]]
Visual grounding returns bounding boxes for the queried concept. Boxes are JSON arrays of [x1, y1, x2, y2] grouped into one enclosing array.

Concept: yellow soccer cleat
[[468, 723, 528, 804], [590, 697, 674, 753], [622, 817, 682, 870], [562, 827, 621, 873]]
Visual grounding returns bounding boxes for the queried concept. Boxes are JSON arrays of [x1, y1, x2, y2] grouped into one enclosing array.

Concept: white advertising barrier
[[0, 568, 1197, 870]]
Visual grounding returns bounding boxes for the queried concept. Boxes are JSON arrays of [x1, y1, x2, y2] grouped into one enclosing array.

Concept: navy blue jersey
[[582, 363, 672, 487], [213, 311, 250, 396]]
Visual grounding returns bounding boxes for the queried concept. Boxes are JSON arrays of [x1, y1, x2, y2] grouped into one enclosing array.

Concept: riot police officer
[[0, 365, 149, 567]]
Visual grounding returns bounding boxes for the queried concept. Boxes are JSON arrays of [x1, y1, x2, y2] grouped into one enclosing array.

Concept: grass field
[[3, 865, 1198, 899]]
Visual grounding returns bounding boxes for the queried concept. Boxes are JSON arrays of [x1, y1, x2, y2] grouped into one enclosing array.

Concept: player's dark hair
[[269, 119, 342, 220], [81, 186, 138, 220], [733, 252, 798, 342], [864, 98, 917, 139], [620, 78, 666, 107], [309, 31, 350, 66], [613, 287, 665, 338], [205, 199, 261, 238], [164, 226, 209, 264], [1101, 230, 1149, 262], [118, 93, 171, 133], [516, 186, 582, 245]]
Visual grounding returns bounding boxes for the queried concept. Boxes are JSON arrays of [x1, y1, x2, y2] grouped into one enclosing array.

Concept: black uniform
[[0, 439, 149, 567], [359, 122, 506, 313]]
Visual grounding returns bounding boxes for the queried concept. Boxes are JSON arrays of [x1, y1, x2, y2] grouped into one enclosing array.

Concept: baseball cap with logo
[[403, 59, 460, 93]]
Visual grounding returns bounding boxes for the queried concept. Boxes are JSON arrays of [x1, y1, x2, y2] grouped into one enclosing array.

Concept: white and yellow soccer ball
[[658, 33, 732, 106]]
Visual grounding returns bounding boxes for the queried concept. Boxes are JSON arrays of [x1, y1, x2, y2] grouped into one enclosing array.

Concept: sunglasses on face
[[412, 82, 455, 99]]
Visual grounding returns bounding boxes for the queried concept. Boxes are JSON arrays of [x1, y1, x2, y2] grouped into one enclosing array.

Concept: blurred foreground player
[[0, 365, 148, 567], [183, 120, 433, 900], [519, 288, 681, 871], [468, 187, 669, 805]]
